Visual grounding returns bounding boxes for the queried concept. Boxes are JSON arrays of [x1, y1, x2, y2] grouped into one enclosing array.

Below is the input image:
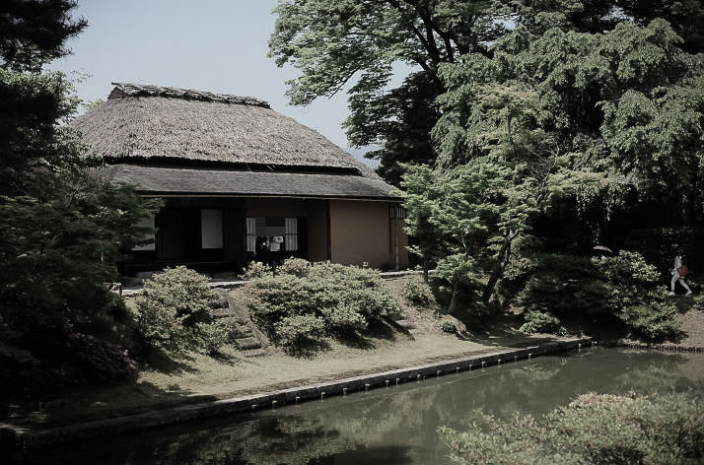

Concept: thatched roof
[[72, 83, 376, 177], [101, 164, 400, 200], [107, 82, 270, 107]]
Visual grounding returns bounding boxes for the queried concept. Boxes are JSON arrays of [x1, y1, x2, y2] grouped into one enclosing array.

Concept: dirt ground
[[668, 304, 704, 348]]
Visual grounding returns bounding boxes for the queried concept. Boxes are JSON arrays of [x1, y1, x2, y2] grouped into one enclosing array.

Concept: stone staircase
[[387, 307, 417, 333], [211, 290, 269, 357]]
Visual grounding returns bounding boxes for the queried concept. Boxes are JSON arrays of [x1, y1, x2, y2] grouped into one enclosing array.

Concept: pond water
[[13, 348, 704, 465]]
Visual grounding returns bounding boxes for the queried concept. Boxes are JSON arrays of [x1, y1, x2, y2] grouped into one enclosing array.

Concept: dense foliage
[[518, 251, 680, 340], [402, 276, 436, 308], [270, 1, 704, 190], [403, 160, 537, 313], [440, 390, 704, 465], [519, 311, 565, 336], [245, 259, 399, 351], [0, 1, 155, 394], [272, 2, 704, 336], [135, 267, 229, 355], [435, 17, 704, 229], [269, 0, 501, 184]]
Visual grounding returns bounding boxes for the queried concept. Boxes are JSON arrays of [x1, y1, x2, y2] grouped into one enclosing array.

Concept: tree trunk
[[482, 269, 501, 305], [482, 233, 515, 305], [448, 282, 459, 314]]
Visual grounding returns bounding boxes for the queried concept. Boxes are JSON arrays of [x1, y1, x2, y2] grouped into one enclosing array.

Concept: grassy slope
[[2, 276, 563, 429]]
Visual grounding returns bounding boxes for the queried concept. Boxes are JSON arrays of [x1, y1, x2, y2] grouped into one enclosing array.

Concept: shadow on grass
[[1, 378, 217, 431], [2, 348, 237, 430], [209, 350, 241, 366], [284, 338, 332, 359], [284, 318, 405, 357], [335, 318, 404, 351], [142, 349, 200, 375], [448, 311, 559, 348]]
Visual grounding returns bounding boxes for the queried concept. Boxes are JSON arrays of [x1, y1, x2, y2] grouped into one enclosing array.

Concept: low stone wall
[[2, 337, 593, 450]]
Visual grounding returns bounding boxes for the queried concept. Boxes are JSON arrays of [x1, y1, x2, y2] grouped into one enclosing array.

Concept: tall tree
[[345, 72, 440, 185], [270, 0, 703, 184], [0, 0, 86, 192], [269, 0, 502, 182], [0, 1, 154, 393], [403, 160, 537, 312], [434, 17, 704, 229]]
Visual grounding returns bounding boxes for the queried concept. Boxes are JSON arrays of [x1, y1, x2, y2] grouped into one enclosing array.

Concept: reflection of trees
[[22, 349, 702, 465], [614, 355, 700, 395]]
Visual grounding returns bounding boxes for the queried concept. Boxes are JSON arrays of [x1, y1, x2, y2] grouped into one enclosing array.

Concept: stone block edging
[[2, 337, 593, 450]]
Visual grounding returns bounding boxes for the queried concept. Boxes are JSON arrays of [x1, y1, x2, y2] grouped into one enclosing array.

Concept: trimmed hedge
[[135, 267, 229, 355], [245, 259, 399, 351]]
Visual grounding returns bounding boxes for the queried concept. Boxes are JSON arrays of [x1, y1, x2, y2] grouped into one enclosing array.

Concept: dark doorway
[[156, 208, 200, 260]]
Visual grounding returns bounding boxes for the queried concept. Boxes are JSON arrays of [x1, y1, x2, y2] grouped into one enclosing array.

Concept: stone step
[[234, 337, 262, 350], [235, 328, 254, 337], [396, 319, 417, 330], [242, 348, 269, 358]]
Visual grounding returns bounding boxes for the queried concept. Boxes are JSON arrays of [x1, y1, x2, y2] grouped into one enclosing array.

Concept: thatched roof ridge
[[108, 82, 270, 107], [73, 83, 377, 178]]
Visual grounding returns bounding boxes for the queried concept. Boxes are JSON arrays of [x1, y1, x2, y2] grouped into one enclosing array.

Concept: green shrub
[[624, 226, 704, 278], [403, 277, 435, 307], [593, 250, 660, 287], [517, 254, 610, 317], [440, 391, 704, 465], [276, 257, 312, 277], [517, 251, 679, 341], [66, 333, 137, 384], [245, 261, 400, 350], [247, 275, 318, 329], [438, 320, 456, 333], [320, 304, 368, 332], [241, 261, 273, 280], [519, 311, 565, 335], [193, 320, 232, 355], [135, 267, 227, 354], [619, 300, 680, 341], [274, 314, 326, 349]]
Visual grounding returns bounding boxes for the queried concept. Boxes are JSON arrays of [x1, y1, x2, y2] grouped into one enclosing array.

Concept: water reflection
[[14, 348, 704, 465]]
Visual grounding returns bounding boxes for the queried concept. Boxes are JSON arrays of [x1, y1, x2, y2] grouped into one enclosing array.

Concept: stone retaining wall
[[2, 338, 592, 450]]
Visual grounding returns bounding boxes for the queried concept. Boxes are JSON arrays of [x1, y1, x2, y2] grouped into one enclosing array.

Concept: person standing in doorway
[[670, 255, 693, 296]]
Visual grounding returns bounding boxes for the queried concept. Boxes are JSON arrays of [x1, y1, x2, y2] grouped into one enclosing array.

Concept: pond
[[13, 347, 704, 465]]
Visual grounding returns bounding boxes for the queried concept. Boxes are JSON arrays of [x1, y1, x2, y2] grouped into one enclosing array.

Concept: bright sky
[[52, 0, 391, 167]]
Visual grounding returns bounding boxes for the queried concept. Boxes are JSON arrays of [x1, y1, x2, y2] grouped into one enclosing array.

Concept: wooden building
[[73, 83, 408, 274]]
